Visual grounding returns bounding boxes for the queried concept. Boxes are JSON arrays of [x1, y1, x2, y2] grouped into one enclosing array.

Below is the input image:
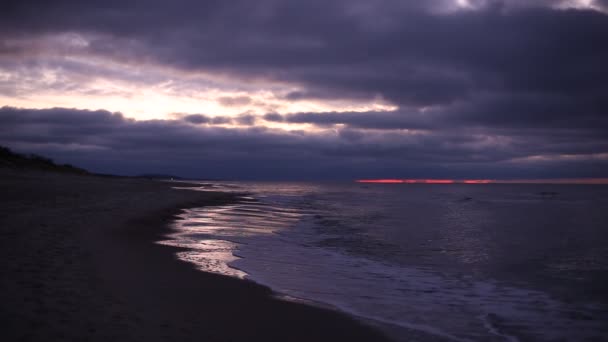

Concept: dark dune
[[0, 170, 389, 341]]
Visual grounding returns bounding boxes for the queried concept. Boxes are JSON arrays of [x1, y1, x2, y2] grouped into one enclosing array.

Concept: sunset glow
[[0, 44, 397, 122], [2, 2, 608, 342]]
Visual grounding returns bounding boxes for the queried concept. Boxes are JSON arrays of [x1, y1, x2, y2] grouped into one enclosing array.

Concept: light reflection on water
[[159, 197, 305, 278], [159, 182, 608, 341]]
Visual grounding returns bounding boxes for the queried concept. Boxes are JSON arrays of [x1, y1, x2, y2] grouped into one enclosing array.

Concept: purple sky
[[1, 0, 607, 180]]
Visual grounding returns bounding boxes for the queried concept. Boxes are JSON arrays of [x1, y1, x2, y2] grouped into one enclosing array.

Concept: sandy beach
[[0, 170, 389, 341]]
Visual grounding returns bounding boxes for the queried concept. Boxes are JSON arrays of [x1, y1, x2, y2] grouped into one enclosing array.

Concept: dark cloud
[[182, 114, 210, 124], [263, 113, 284, 122], [235, 114, 257, 126], [266, 111, 432, 130], [262, 100, 608, 139], [0, 1, 607, 179], [181, 114, 256, 126], [210, 116, 232, 125], [1, 106, 607, 179], [2, 1, 607, 108]]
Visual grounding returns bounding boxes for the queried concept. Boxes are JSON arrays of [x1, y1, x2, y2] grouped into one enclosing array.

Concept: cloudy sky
[[1, 0, 607, 180]]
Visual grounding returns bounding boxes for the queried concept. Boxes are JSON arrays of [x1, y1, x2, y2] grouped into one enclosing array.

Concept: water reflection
[[159, 182, 608, 341], [159, 197, 303, 279]]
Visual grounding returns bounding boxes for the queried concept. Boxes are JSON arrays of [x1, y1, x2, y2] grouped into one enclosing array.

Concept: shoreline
[[161, 181, 452, 342], [0, 170, 389, 341]]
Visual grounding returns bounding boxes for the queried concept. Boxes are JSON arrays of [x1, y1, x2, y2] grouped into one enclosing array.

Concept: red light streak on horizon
[[357, 179, 461, 184], [421, 179, 455, 184], [356, 179, 405, 184], [356, 178, 608, 184]]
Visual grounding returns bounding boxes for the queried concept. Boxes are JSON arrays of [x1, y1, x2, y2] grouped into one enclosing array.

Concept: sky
[[1, 0, 607, 180]]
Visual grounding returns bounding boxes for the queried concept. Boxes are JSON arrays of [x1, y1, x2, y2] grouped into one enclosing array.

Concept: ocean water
[[160, 182, 608, 341]]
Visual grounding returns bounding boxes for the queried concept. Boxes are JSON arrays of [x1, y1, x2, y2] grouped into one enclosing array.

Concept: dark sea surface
[[161, 182, 608, 341]]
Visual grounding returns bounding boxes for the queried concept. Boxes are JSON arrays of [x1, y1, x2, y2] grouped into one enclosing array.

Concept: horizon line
[[355, 178, 608, 184]]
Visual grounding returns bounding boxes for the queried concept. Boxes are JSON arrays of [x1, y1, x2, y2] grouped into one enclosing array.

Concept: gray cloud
[[181, 114, 256, 126], [235, 114, 257, 126], [210, 116, 232, 125], [275, 111, 436, 130], [182, 114, 210, 124], [1, 1, 607, 179], [1, 106, 606, 180], [2, 1, 607, 108]]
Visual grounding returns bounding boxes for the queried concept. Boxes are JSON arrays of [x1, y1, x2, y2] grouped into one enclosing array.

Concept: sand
[[0, 170, 389, 341]]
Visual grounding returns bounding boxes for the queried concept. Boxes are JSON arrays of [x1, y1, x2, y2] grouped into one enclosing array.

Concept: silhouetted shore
[[0, 170, 389, 341]]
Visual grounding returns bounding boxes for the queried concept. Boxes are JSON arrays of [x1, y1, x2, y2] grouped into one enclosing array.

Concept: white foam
[[160, 185, 608, 341], [230, 219, 606, 341]]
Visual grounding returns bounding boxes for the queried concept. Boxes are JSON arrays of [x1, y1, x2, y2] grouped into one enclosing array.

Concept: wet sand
[[0, 170, 389, 341]]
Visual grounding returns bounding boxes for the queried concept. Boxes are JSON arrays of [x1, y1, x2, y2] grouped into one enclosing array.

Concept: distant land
[[0, 145, 222, 182], [0, 146, 89, 175]]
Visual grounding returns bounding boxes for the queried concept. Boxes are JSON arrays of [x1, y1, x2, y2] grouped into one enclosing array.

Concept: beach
[[0, 170, 389, 342]]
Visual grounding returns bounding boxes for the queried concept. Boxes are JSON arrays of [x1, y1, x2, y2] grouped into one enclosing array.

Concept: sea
[[159, 182, 608, 341]]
